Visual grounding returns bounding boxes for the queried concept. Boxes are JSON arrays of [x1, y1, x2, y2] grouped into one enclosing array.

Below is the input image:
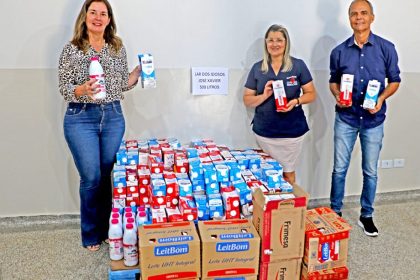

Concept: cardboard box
[[303, 207, 351, 273], [301, 263, 349, 280], [259, 258, 301, 280], [252, 185, 308, 262], [202, 276, 257, 280], [138, 222, 200, 279], [198, 219, 260, 278]]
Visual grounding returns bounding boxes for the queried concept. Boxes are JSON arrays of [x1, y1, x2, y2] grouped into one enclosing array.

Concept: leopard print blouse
[[58, 42, 136, 103]]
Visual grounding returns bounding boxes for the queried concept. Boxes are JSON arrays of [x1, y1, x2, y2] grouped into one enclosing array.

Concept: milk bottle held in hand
[[108, 219, 123, 261], [89, 56, 106, 100], [123, 223, 139, 266]]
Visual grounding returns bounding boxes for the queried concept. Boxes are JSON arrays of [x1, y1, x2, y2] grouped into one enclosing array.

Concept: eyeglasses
[[265, 39, 286, 45], [87, 9, 109, 18]]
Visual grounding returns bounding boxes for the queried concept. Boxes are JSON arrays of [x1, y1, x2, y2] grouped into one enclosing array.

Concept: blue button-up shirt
[[329, 32, 401, 129]]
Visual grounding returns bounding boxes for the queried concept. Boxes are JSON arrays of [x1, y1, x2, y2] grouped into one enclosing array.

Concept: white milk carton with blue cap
[[138, 53, 156, 89], [363, 80, 381, 110]]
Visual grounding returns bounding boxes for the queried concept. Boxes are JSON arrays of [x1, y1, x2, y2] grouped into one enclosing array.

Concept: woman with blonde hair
[[243, 24, 316, 184], [58, 0, 140, 251]]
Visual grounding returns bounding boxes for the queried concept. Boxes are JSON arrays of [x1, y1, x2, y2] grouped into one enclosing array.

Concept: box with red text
[[252, 185, 308, 262], [301, 262, 349, 280], [303, 207, 351, 273], [259, 258, 301, 280]]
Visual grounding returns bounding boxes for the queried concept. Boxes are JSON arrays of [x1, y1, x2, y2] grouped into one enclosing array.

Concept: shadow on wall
[[227, 38, 264, 149], [297, 0, 349, 198], [123, 78, 163, 140], [236, 38, 264, 149], [44, 1, 87, 213], [50, 32, 81, 212]]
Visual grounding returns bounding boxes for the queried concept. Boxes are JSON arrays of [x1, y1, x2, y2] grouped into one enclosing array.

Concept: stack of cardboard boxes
[[135, 219, 261, 280], [110, 197, 352, 280], [252, 185, 309, 280], [301, 207, 351, 280]]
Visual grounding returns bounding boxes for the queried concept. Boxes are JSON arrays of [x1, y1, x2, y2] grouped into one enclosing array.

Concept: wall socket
[[393, 158, 405, 168], [381, 160, 394, 169], [379, 158, 405, 169]]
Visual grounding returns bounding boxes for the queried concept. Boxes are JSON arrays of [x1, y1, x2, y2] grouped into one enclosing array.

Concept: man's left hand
[[368, 98, 384, 114]]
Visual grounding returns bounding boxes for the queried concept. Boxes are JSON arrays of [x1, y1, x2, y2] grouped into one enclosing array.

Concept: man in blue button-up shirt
[[329, 0, 401, 237]]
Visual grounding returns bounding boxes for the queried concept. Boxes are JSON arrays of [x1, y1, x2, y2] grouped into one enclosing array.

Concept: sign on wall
[[191, 67, 228, 95]]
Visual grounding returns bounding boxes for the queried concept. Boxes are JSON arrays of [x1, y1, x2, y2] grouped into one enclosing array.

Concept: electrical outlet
[[394, 158, 405, 168], [381, 160, 393, 169]]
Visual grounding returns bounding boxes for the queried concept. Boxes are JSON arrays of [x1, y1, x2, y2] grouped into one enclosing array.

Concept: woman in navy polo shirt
[[243, 24, 316, 184]]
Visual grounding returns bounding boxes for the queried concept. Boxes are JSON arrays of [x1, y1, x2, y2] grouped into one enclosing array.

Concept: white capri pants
[[254, 133, 304, 173]]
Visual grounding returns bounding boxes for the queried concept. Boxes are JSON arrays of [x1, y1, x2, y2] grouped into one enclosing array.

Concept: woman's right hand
[[263, 80, 274, 99], [75, 78, 99, 99]]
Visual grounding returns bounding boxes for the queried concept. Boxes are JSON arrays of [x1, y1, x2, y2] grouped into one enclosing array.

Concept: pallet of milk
[[138, 53, 156, 89]]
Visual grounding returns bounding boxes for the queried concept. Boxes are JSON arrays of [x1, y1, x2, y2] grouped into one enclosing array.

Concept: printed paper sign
[[191, 67, 228, 95]]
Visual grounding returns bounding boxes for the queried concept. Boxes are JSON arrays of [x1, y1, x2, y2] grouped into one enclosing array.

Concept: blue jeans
[[64, 101, 125, 247], [330, 115, 384, 217]]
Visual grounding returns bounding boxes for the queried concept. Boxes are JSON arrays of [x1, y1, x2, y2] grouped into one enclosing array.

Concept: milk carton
[[138, 53, 156, 89], [194, 193, 210, 220], [215, 164, 229, 183], [363, 80, 381, 109], [339, 74, 354, 106], [272, 80, 287, 111], [208, 193, 224, 219], [165, 207, 184, 222]]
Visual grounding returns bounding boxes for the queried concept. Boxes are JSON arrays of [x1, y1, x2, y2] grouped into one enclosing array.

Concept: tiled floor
[[1, 191, 419, 280]]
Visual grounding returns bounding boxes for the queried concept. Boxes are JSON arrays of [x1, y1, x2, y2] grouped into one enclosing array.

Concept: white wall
[[0, 0, 419, 216], [2, 0, 420, 72]]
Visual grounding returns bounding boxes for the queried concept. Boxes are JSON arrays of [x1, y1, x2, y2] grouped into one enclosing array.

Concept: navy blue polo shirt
[[329, 32, 401, 129], [245, 57, 313, 138]]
